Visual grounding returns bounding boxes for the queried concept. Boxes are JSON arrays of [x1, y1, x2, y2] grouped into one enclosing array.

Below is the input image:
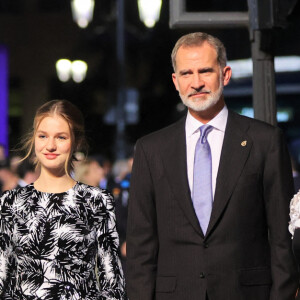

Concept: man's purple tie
[[192, 125, 213, 234]]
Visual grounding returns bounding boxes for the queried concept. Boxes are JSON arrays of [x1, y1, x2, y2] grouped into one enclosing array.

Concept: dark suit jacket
[[126, 110, 299, 300]]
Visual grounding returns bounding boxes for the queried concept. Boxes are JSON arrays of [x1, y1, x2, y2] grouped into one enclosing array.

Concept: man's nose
[[191, 74, 204, 89]]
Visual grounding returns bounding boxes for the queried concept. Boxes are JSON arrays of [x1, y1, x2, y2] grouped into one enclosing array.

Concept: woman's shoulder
[[1, 184, 33, 199], [75, 182, 114, 204], [0, 184, 33, 208], [75, 182, 111, 196]]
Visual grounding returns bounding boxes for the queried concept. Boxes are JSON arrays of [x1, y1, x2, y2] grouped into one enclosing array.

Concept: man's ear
[[222, 66, 232, 87]]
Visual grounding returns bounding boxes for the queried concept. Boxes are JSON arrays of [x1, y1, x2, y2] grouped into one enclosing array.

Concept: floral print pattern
[[289, 191, 300, 238], [0, 182, 126, 299]]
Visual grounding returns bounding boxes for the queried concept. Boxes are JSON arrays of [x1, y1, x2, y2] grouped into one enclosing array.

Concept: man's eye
[[182, 72, 191, 77], [200, 69, 212, 74]]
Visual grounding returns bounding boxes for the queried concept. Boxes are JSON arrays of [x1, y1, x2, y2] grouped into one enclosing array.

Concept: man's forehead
[[175, 43, 218, 66]]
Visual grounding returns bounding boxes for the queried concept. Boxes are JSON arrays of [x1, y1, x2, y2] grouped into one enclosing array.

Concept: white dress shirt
[[186, 106, 228, 198]]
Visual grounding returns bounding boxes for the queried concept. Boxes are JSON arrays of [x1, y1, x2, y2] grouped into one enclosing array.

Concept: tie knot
[[200, 125, 212, 144]]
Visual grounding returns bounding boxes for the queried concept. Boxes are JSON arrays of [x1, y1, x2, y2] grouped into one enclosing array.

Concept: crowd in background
[[0, 143, 132, 272]]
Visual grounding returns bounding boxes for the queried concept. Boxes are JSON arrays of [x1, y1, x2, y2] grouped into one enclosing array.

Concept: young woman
[[0, 100, 126, 299]]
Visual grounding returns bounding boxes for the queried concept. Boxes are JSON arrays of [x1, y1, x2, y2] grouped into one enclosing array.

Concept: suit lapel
[[206, 111, 252, 237], [161, 117, 204, 236]]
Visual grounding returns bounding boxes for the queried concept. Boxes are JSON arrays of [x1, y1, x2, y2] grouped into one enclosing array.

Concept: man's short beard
[[179, 74, 224, 112]]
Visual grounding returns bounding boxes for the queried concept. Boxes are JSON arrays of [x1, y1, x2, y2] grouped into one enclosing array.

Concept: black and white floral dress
[[0, 182, 126, 299]]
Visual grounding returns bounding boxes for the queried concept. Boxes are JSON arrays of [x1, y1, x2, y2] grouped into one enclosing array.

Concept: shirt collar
[[186, 105, 228, 137]]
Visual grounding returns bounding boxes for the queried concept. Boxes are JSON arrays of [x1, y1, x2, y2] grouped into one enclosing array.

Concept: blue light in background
[[0, 45, 8, 155], [240, 107, 292, 123]]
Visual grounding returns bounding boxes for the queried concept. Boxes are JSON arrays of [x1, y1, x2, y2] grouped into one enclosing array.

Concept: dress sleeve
[[0, 190, 15, 296], [289, 191, 300, 237], [95, 190, 127, 299]]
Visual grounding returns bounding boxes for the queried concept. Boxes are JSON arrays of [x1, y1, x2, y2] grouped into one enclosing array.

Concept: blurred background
[[1, 0, 300, 161]]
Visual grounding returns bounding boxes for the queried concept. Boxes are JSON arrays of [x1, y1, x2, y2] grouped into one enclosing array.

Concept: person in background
[[111, 159, 131, 187], [0, 144, 8, 193], [0, 144, 7, 165], [90, 154, 115, 191], [0, 99, 126, 299], [126, 32, 298, 300], [113, 153, 134, 273], [0, 161, 19, 194], [74, 158, 105, 187], [9, 154, 22, 174], [16, 158, 39, 187]]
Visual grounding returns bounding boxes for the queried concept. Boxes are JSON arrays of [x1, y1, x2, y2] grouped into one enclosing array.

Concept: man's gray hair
[[171, 32, 227, 72]]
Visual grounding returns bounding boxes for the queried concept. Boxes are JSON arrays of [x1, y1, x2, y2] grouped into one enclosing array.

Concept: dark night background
[[1, 0, 300, 162]]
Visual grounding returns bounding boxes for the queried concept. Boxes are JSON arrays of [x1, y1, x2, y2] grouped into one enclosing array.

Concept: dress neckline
[[31, 181, 79, 195]]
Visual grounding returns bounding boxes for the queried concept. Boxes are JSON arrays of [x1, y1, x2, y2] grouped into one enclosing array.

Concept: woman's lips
[[44, 153, 58, 159]]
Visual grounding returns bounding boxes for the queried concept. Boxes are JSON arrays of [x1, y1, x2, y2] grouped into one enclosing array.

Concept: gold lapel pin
[[241, 140, 247, 147]]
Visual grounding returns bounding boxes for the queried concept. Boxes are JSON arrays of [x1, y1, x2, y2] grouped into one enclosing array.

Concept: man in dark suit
[[126, 32, 299, 300]]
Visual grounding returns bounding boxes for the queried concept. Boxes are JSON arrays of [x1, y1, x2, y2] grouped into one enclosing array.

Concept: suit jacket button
[[200, 272, 205, 278], [203, 243, 208, 248]]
